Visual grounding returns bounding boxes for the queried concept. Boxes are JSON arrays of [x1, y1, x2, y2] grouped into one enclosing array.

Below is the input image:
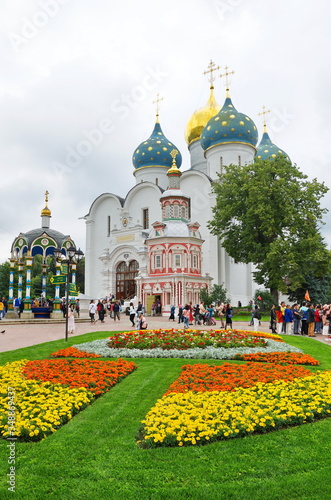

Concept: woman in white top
[[129, 302, 136, 327], [68, 305, 75, 334], [88, 300, 97, 323]]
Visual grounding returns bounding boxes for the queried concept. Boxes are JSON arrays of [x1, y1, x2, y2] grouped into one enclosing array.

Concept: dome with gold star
[[185, 86, 221, 146], [256, 128, 290, 161], [201, 92, 258, 152], [132, 121, 182, 170]]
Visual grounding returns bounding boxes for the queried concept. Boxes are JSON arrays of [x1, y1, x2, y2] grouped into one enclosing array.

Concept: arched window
[[173, 205, 179, 217], [181, 206, 186, 218], [116, 260, 139, 300]]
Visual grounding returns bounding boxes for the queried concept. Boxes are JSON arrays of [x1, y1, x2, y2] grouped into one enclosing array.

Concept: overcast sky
[[1, 0, 331, 264]]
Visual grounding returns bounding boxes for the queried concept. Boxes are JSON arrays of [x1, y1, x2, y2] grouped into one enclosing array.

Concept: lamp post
[[53, 246, 84, 341]]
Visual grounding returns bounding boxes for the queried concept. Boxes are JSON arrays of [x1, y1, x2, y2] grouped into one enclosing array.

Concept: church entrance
[[116, 260, 139, 300]]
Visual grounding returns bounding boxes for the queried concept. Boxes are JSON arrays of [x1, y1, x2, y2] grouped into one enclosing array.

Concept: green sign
[[69, 283, 76, 293], [69, 291, 79, 297], [61, 264, 68, 275], [50, 275, 66, 285]]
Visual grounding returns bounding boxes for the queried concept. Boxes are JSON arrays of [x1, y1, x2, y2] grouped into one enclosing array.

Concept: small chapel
[[83, 63, 289, 314]]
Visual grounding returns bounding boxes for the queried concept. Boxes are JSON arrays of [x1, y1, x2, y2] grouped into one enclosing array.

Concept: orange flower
[[51, 347, 101, 358], [165, 362, 312, 395], [22, 358, 137, 396]]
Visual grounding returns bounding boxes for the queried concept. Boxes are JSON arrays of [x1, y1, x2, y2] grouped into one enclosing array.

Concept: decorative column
[[22, 253, 33, 317], [53, 260, 62, 313], [42, 263, 47, 299], [17, 261, 23, 299], [8, 258, 16, 312]]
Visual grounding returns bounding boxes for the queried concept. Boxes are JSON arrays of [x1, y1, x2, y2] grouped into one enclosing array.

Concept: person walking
[[252, 306, 261, 331], [88, 300, 97, 323], [307, 303, 316, 337], [299, 302, 309, 336], [292, 304, 301, 334], [284, 304, 293, 335], [113, 301, 121, 321], [169, 305, 176, 321], [269, 305, 277, 333], [225, 303, 233, 329], [68, 305, 75, 334], [275, 306, 284, 335], [129, 302, 136, 327]]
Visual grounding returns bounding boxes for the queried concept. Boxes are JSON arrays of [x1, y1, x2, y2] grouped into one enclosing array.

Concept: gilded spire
[[203, 60, 221, 89], [152, 93, 164, 123], [258, 105, 271, 133], [41, 190, 51, 217], [220, 65, 235, 97], [168, 149, 181, 174]]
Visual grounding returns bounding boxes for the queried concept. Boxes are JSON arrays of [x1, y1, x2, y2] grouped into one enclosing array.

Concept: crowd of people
[[270, 301, 331, 337], [174, 302, 234, 329], [88, 298, 148, 330]]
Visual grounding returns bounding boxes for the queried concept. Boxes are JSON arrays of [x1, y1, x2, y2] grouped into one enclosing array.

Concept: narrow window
[[143, 208, 149, 229], [155, 178, 158, 186], [181, 206, 186, 218], [107, 216, 111, 236], [238, 155, 241, 166], [155, 255, 161, 268], [174, 254, 181, 268], [220, 156, 223, 174], [173, 205, 179, 217]]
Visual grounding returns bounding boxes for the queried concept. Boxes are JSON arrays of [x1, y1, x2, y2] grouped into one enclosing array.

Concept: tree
[[254, 289, 274, 311], [200, 283, 229, 306], [208, 155, 330, 304]]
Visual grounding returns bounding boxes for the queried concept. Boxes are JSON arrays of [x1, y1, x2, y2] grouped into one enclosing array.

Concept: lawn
[[1, 331, 331, 499]]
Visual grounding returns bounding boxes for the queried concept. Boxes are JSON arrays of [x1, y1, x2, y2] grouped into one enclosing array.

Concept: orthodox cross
[[258, 105, 271, 131], [153, 93, 164, 121], [44, 190, 49, 206], [219, 65, 235, 90], [203, 60, 221, 88]]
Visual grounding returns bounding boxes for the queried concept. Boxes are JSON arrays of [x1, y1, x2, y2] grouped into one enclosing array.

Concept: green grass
[[1, 333, 331, 499]]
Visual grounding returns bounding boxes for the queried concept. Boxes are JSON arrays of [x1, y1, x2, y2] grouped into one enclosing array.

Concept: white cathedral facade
[[83, 66, 288, 314]]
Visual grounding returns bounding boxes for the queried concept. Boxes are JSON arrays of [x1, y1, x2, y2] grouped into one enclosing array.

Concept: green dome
[[132, 122, 182, 170], [201, 94, 258, 152], [256, 130, 290, 161]]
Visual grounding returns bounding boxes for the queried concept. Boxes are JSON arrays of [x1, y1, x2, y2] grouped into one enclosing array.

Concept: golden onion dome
[[41, 191, 51, 217], [185, 86, 221, 146], [41, 206, 51, 216]]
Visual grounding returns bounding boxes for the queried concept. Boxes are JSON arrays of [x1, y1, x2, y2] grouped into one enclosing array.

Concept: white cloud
[[0, 0, 331, 265]]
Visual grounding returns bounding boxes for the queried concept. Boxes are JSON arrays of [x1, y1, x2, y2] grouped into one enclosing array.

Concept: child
[[138, 313, 147, 330]]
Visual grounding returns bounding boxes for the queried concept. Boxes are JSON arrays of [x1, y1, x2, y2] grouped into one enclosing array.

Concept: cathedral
[[83, 64, 288, 314]]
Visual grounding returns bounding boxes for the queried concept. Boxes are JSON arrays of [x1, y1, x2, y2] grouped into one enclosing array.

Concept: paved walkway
[[0, 314, 330, 353]]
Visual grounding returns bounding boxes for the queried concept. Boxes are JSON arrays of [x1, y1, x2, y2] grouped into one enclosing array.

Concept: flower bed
[[51, 347, 101, 358], [74, 338, 302, 360], [140, 364, 331, 448], [22, 358, 137, 395], [164, 362, 313, 395], [107, 329, 280, 350], [0, 358, 137, 441], [232, 352, 319, 366]]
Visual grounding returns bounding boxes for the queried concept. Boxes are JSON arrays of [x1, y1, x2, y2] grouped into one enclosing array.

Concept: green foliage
[[200, 283, 229, 306], [254, 289, 274, 311], [208, 155, 330, 302], [288, 272, 331, 305]]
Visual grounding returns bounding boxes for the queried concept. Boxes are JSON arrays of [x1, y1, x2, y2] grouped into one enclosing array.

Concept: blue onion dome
[[132, 121, 182, 170], [256, 127, 290, 161], [201, 92, 258, 152]]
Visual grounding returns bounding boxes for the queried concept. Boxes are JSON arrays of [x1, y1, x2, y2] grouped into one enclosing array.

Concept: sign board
[[50, 275, 66, 284]]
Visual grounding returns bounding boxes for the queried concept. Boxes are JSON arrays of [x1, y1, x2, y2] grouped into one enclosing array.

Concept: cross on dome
[[258, 105, 271, 132], [203, 60, 221, 89], [220, 65, 235, 95], [153, 93, 164, 122]]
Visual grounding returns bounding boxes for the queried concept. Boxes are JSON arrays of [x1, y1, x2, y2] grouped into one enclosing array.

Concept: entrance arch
[[116, 260, 139, 300]]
